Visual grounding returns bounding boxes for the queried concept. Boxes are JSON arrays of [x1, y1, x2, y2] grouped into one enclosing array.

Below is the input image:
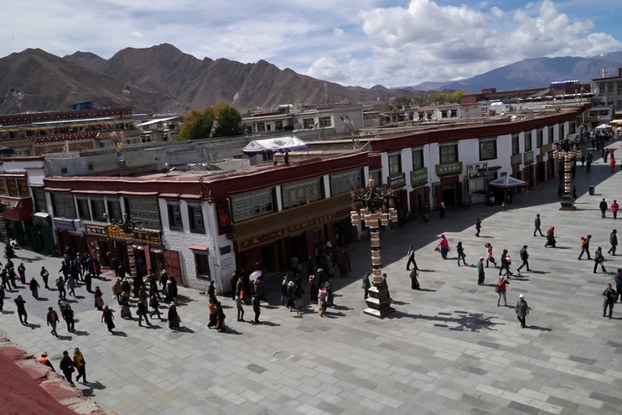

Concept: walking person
[[544, 227, 556, 248], [437, 235, 450, 260], [38, 352, 55, 372], [614, 268, 622, 303], [101, 306, 115, 333], [485, 243, 497, 268], [137, 299, 151, 327], [499, 249, 513, 277], [572, 186, 578, 202], [410, 267, 420, 290], [29, 276, 40, 299], [62, 303, 75, 333], [46, 306, 59, 337], [235, 293, 245, 321], [477, 257, 485, 285], [252, 294, 261, 323], [59, 351, 76, 386], [600, 198, 608, 218], [475, 218, 482, 237], [533, 214, 544, 236], [216, 300, 226, 332], [168, 303, 180, 330], [602, 283, 617, 319], [516, 245, 531, 273], [207, 296, 218, 328], [17, 262, 26, 284], [362, 272, 371, 300], [439, 201, 446, 218], [280, 275, 288, 306], [495, 276, 509, 307], [594, 247, 607, 273], [83, 271, 92, 293], [149, 291, 162, 319], [318, 286, 328, 317], [73, 348, 87, 383], [94, 286, 104, 310], [406, 244, 418, 271], [456, 242, 467, 266], [56, 276, 66, 299], [515, 294, 530, 328], [14, 294, 28, 325], [608, 229, 618, 256], [66, 275, 76, 297], [611, 200, 619, 219], [578, 235, 592, 260], [308, 275, 318, 303], [40, 266, 50, 289]]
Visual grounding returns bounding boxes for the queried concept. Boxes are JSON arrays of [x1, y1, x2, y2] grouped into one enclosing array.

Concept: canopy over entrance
[[242, 136, 308, 155], [488, 175, 528, 188]]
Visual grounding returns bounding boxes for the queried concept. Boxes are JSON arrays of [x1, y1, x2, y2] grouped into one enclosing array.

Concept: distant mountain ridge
[[1, 44, 622, 115]]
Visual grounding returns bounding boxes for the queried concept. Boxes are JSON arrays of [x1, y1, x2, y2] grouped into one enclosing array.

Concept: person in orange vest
[[38, 352, 55, 372], [612, 200, 619, 219]]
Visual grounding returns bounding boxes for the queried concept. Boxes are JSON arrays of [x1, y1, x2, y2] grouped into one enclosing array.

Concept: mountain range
[[1, 43, 622, 115]]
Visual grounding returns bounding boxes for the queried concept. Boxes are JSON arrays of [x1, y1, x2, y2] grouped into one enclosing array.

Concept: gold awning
[[231, 193, 352, 252]]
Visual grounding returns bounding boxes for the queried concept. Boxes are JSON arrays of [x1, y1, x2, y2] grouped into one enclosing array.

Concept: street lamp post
[[350, 178, 398, 318], [553, 137, 582, 211]]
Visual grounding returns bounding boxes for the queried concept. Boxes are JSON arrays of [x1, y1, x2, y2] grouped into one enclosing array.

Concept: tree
[[177, 103, 243, 140]]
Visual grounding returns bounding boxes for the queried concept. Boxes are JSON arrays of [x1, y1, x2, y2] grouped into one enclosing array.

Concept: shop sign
[[511, 153, 522, 166], [54, 218, 77, 232], [541, 143, 553, 153], [241, 229, 284, 249], [33, 213, 51, 227], [84, 222, 108, 237], [410, 168, 428, 187], [107, 224, 162, 245], [388, 172, 406, 189], [435, 161, 463, 176], [523, 150, 534, 165]]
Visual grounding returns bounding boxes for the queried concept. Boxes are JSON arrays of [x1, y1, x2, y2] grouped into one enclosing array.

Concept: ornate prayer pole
[[553, 137, 582, 211], [350, 178, 398, 318]]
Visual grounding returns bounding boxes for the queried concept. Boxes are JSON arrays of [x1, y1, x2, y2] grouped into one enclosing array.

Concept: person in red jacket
[[611, 200, 619, 219]]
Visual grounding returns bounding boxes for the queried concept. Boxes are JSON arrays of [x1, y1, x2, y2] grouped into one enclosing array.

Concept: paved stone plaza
[[2, 150, 622, 415]]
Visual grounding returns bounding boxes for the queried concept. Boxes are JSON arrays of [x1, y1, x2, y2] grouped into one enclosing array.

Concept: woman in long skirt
[[101, 306, 115, 333]]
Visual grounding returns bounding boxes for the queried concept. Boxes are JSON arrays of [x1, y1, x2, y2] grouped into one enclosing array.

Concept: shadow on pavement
[[389, 309, 501, 332], [80, 380, 106, 397]]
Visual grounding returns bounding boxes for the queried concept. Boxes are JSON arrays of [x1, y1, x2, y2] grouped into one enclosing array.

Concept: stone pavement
[[2, 143, 622, 415]]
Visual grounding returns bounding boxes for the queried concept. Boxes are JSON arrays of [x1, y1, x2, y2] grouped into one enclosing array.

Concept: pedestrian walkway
[[2, 146, 622, 414]]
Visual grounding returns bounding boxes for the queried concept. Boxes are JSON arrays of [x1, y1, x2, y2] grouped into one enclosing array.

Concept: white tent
[[488, 175, 528, 188], [595, 123, 611, 129], [242, 136, 308, 154]]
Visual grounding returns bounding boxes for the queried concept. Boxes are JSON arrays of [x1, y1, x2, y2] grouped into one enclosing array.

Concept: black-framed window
[[188, 203, 205, 234], [319, 116, 332, 128], [167, 202, 183, 231], [559, 124, 565, 140], [231, 188, 275, 222], [52, 193, 77, 219], [194, 252, 210, 279], [548, 126, 555, 144], [91, 198, 106, 222], [32, 187, 48, 213], [330, 169, 363, 196], [537, 129, 543, 148], [511, 134, 520, 155], [388, 153, 402, 176], [370, 169, 382, 185], [524, 132, 532, 151], [439, 144, 458, 164], [479, 140, 497, 161], [303, 118, 315, 129], [107, 199, 123, 223], [76, 198, 91, 220], [126, 198, 161, 230], [282, 179, 322, 209], [412, 149, 424, 169]]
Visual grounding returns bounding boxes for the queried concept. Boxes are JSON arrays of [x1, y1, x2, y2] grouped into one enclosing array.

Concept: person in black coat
[[410, 268, 420, 290], [59, 350, 75, 386]]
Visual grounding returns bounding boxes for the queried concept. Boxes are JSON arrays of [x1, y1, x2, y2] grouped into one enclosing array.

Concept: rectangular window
[[275, 120, 283, 131], [548, 126, 554, 144], [76, 198, 91, 220], [450, 109, 457, 118], [439, 144, 458, 164], [330, 169, 363, 196], [6, 178, 18, 197], [479, 139, 497, 161], [167, 202, 183, 231], [319, 116, 332, 128], [0, 178, 5, 195], [388, 153, 402, 175], [32, 187, 48, 212], [127, 198, 161, 230], [303, 118, 315, 129], [512, 134, 520, 155], [188, 203, 205, 234], [195, 253, 210, 279], [91, 198, 106, 222], [412, 148, 424, 169], [282, 179, 322, 209], [559, 124, 565, 140], [107, 199, 123, 223], [17, 178, 29, 197], [537, 129, 543, 148], [524, 132, 532, 151], [370, 169, 382, 185], [52, 193, 77, 219], [440, 110, 448, 118], [231, 188, 275, 222]]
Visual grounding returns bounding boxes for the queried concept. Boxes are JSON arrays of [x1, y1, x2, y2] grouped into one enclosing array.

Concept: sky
[[2, 0, 622, 88]]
